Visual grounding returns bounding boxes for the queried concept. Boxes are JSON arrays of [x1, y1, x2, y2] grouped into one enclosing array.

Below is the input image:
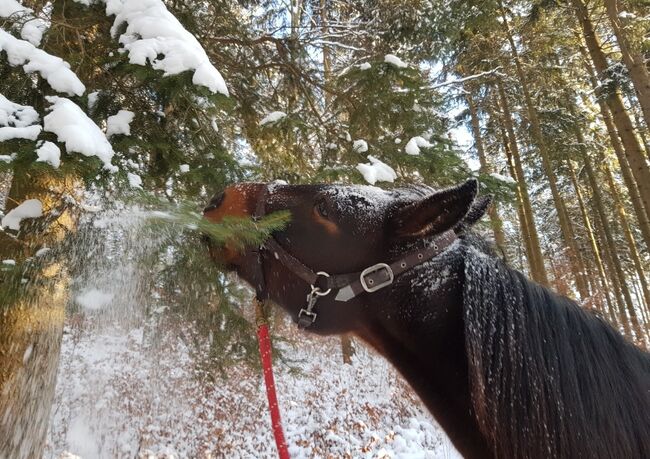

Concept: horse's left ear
[[392, 179, 478, 237]]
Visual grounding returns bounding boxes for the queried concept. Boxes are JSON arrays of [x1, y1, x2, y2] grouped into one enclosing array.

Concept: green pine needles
[[146, 201, 291, 252]]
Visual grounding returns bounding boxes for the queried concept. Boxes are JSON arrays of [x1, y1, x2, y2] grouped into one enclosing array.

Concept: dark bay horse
[[203, 179, 650, 458]]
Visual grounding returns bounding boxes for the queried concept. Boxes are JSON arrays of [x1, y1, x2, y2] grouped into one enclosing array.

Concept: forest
[[1, 0, 649, 457]]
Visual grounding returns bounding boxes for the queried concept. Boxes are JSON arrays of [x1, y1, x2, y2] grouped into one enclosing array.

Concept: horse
[[203, 179, 650, 458]]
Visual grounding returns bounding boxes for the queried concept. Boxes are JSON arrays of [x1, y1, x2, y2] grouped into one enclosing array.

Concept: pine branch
[[146, 203, 291, 251]]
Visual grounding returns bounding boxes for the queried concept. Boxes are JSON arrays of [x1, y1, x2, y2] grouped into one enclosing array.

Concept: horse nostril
[[204, 191, 226, 213]]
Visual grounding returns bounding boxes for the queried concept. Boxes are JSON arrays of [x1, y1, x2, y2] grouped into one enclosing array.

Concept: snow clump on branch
[[384, 54, 408, 68], [0, 29, 85, 96], [106, 110, 135, 137], [404, 136, 433, 155], [44, 96, 118, 172], [0, 0, 49, 46], [259, 111, 287, 126], [99, 0, 229, 96], [353, 139, 368, 153], [356, 155, 397, 185], [0, 94, 41, 141], [1, 199, 43, 231], [36, 141, 61, 168]]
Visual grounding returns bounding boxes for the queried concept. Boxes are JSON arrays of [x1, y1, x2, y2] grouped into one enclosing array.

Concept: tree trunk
[[573, 0, 650, 224], [566, 160, 613, 315], [501, 6, 589, 299], [577, 45, 650, 249], [603, 0, 650, 133], [466, 91, 507, 254], [495, 83, 548, 285], [583, 154, 644, 342], [0, 173, 73, 459], [602, 160, 650, 319], [591, 205, 628, 328], [341, 335, 355, 364]]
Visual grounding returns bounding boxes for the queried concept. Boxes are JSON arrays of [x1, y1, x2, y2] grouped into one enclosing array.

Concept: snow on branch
[[0, 0, 48, 46], [98, 0, 229, 96], [429, 68, 502, 91], [356, 156, 397, 185], [43, 96, 117, 172], [0, 28, 85, 96], [0, 94, 42, 141]]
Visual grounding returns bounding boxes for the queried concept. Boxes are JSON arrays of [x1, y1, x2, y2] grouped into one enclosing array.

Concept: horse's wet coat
[[203, 180, 650, 459]]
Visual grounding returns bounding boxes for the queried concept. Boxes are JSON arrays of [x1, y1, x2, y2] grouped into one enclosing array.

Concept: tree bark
[[603, 0, 650, 133], [501, 6, 590, 299], [466, 91, 507, 254], [495, 83, 549, 285], [576, 45, 650, 249], [572, 0, 650, 225], [583, 154, 644, 342], [602, 160, 650, 318], [566, 160, 613, 315]]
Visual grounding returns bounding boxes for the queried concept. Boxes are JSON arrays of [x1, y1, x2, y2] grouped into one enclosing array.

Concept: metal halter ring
[[310, 271, 331, 296]]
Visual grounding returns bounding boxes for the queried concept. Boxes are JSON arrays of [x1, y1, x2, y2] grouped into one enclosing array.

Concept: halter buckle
[[360, 263, 394, 293]]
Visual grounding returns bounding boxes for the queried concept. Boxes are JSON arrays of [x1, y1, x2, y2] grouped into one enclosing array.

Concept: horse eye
[[315, 201, 329, 219]]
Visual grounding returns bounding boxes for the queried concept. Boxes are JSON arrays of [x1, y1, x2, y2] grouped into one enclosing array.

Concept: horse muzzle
[[203, 182, 267, 264]]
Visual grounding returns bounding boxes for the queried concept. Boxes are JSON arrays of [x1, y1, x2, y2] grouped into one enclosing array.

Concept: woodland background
[[0, 0, 649, 457]]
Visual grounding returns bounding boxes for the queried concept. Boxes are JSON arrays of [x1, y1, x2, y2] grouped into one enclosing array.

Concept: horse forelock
[[461, 244, 650, 458]]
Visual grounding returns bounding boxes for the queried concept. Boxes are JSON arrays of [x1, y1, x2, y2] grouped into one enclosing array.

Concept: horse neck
[[355, 247, 491, 458]]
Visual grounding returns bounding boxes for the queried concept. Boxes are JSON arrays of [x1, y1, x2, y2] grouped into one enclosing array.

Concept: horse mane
[[461, 242, 650, 459]]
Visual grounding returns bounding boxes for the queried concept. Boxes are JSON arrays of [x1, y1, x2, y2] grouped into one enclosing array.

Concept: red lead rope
[[255, 300, 291, 459]]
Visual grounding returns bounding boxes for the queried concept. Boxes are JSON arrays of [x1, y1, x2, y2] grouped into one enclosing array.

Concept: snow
[[490, 172, 516, 184], [2, 259, 16, 265], [46, 320, 460, 458], [179, 164, 190, 173], [0, 0, 48, 46], [106, 110, 135, 137], [384, 54, 408, 68], [395, 137, 402, 144], [1, 198, 42, 230], [102, 0, 229, 96], [87, 91, 100, 111], [353, 139, 368, 153], [0, 93, 41, 140], [42, 203, 460, 458], [260, 111, 287, 126], [0, 28, 85, 96], [0, 94, 39, 126], [43, 96, 118, 172], [358, 62, 371, 70], [618, 11, 636, 19], [75, 288, 114, 311], [405, 136, 433, 155], [127, 172, 142, 189], [0, 123, 41, 141], [0, 153, 16, 162], [35, 246, 50, 257], [356, 155, 397, 185], [35, 141, 61, 168]]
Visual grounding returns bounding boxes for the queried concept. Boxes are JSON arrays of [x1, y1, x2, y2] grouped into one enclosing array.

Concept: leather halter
[[252, 185, 457, 328]]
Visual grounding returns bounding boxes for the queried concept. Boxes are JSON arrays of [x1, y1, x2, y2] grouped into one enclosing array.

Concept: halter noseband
[[252, 185, 457, 328]]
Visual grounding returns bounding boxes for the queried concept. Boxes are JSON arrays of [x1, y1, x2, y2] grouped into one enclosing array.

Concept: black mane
[[461, 242, 650, 458]]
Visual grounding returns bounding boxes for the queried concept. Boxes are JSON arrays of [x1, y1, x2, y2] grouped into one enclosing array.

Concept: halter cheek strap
[[252, 185, 457, 327]]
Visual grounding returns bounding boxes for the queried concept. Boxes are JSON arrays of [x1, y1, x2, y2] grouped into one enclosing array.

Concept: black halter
[[252, 185, 457, 328]]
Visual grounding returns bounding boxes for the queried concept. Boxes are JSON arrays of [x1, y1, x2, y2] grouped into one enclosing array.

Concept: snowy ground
[[45, 315, 460, 458]]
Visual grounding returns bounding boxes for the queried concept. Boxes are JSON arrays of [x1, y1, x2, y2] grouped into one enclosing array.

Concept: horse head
[[203, 179, 489, 336]]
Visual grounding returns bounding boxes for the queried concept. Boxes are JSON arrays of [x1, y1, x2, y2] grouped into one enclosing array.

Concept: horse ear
[[462, 194, 493, 227], [392, 179, 478, 237]]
